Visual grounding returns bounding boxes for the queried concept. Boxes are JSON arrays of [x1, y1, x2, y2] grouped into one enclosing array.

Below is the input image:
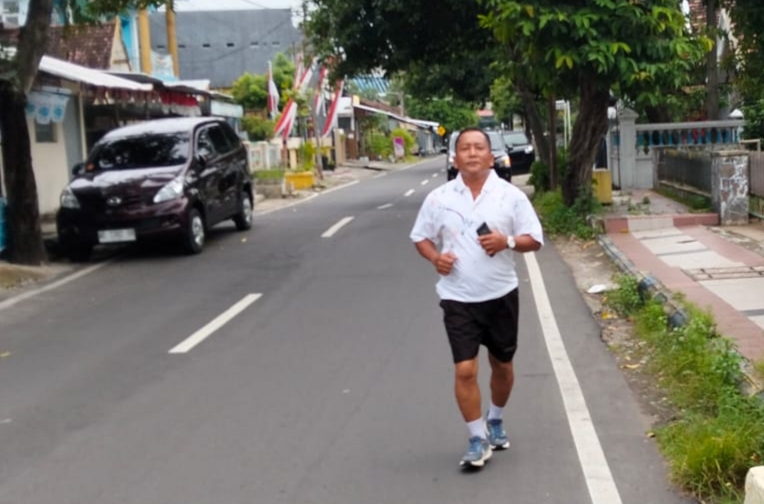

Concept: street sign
[[437, 125, 446, 137]]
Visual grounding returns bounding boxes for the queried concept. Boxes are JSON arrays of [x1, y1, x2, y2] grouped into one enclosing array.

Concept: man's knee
[[489, 356, 514, 379], [454, 359, 478, 384]]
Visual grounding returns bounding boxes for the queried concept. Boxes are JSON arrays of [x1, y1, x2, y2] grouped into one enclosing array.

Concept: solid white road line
[[421, 179, 429, 186], [373, 172, 388, 179], [320, 180, 360, 195], [404, 189, 415, 197], [0, 260, 114, 312], [377, 203, 394, 210], [169, 294, 262, 354], [321, 216, 355, 238], [525, 252, 623, 504]]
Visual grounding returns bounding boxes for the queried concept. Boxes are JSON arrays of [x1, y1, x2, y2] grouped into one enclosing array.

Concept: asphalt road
[[0, 158, 693, 504]]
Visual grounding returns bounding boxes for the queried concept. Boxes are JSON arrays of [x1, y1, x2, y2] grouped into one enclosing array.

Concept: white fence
[[607, 108, 744, 190]]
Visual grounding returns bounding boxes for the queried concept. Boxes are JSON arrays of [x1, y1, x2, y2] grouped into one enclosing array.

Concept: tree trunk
[[548, 95, 558, 190], [0, 0, 55, 264], [705, 0, 720, 120], [562, 76, 611, 207], [645, 105, 672, 123], [0, 84, 46, 265], [515, 81, 549, 167]]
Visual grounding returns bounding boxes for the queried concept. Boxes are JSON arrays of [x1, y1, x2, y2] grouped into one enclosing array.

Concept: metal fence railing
[[656, 149, 713, 195], [750, 152, 764, 199]]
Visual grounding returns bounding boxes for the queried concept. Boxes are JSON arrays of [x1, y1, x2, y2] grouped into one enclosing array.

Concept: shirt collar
[[453, 170, 502, 195]]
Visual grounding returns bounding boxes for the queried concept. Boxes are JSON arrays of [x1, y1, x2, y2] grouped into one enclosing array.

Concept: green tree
[[404, 97, 478, 133], [304, 0, 498, 104], [241, 115, 276, 142], [724, 0, 764, 133], [231, 53, 296, 112], [0, 0, 168, 265], [480, 0, 709, 205]]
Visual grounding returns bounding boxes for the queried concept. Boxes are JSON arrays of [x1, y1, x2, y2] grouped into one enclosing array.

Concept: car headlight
[[502, 156, 511, 167], [153, 176, 184, 204], [60, 187, 80, 209], [524, 146, 534, 154]]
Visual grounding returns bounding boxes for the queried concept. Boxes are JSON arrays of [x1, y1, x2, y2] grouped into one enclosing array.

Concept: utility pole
[[137, 9, 152, 74], [165, 0, 180, 78], [302, 1, 324, 181]]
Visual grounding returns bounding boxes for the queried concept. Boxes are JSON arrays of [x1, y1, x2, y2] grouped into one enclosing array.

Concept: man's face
[[454, 131, 493, 178]]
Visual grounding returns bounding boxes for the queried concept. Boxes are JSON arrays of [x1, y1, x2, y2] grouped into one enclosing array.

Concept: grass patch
[[655, 185, 713, 213], [253, 168, 285, 181], [532, 189, 600, 240], [604, 276, 764, 502], [754, 359, 764, 383]]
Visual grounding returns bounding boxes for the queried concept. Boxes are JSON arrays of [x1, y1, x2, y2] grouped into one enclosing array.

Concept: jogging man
[[410, 128, 544, 468]]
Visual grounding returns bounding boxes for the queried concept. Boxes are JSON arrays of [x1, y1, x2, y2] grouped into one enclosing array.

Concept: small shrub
[[242, 115, 275, 142], [253, 168, 284, 181], [533, 189, 599, 240], [604, 275, 643, 317], [391, 127, 417, 157], [528, 147, 569, 194]]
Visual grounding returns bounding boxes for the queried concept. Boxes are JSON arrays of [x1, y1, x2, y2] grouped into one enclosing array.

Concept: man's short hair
[[455, 128, 491, 150]]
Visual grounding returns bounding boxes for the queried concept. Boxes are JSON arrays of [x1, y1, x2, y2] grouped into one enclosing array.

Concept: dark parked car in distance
[[446, 130, 512, 183], [57, 117, 254, 261], [502, 130, 535, 174]]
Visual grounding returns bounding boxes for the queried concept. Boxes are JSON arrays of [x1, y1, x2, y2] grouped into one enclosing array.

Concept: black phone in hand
[[476, 222, 495, 257]]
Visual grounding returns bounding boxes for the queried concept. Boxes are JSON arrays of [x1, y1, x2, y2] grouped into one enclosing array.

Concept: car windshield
[[486, 131, 505, 151], [449, 131, 506, 151], [89, 133, 191, 171], [503, 132, 529, 146]]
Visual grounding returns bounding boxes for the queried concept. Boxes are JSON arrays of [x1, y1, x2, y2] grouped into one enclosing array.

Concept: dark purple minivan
[[56, 117, 253, 261]]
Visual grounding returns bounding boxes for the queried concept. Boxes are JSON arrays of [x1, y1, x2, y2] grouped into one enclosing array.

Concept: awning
[[39, 56, 152, 91], [353, 104, 440, 130], [106, 72, 210, 96]]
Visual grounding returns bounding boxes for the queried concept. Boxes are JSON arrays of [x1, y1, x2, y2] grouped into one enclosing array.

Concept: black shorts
[[439, 289, 519, 364]]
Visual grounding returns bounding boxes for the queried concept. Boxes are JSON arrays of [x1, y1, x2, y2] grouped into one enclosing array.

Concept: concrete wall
[[712, 150, 749, 225], [29, 117, 69, 216]]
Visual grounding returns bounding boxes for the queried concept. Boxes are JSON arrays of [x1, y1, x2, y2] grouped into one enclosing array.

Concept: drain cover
[[683, 266, 764, 281]]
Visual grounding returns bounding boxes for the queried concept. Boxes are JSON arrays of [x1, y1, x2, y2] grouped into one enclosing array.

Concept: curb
[[596, 233, 764, 397]]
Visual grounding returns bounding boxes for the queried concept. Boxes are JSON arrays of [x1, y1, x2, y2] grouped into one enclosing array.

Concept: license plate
[[98, 229, 136, 244]]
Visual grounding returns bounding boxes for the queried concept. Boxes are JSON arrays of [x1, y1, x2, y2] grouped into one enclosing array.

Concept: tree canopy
[[231, 53, 296, 112], [305, 0, 709, 205]]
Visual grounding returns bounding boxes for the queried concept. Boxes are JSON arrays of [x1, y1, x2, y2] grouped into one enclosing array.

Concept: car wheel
[[183, 208, 205, 254], [233, 190, 253, 231], [65, 241, 93, 263]]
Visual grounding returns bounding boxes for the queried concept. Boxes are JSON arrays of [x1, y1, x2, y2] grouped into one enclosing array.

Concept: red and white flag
[[267, 61, 280, 120], [321, 79, 344, 138], [313, 65, 327, 116]]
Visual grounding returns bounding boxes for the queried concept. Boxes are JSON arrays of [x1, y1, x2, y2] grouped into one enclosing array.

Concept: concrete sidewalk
[[253, 156, 441, 215], [597, 189, 764, 364]]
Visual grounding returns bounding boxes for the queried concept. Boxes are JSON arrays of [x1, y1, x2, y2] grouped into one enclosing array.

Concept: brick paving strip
[[603, 225, 764, 365]]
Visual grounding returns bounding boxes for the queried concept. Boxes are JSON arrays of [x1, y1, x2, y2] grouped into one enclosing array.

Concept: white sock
[[467, 418, 487, 439], [487, 403, 504, 421]]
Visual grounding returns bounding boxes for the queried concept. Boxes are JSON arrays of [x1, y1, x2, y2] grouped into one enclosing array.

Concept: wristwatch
[[506, 236, 516, 250]]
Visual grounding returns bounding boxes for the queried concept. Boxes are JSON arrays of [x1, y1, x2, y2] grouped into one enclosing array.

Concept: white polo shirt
[[410, 171, 544, 303]]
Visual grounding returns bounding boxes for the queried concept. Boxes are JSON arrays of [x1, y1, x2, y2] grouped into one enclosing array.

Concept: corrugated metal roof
[[40, 56, 152, 91], [351, 75, 390, 95]]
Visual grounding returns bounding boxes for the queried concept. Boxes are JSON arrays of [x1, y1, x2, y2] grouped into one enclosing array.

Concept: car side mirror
[[196, 150, 211, 168], [72, 162, 84, 176]]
